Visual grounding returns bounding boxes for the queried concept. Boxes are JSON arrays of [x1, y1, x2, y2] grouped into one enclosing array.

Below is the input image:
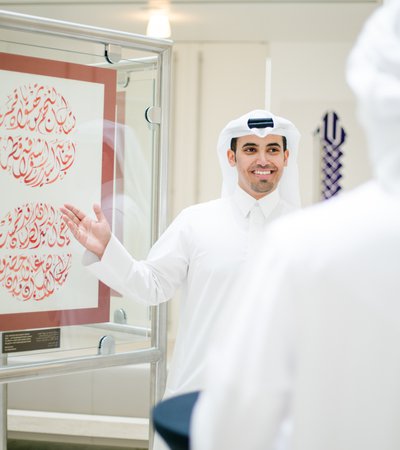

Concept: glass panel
[[110, 64, 156, 334]]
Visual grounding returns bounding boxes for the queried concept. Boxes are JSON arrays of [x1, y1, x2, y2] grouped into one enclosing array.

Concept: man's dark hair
[[230, 135, 287, 154]]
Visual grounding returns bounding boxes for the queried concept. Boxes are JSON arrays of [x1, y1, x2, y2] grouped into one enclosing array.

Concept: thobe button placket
[[249, 203, 265, 252]]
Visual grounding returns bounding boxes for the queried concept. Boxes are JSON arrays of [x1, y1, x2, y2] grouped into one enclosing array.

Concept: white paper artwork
[[0, 69, 105, 314]]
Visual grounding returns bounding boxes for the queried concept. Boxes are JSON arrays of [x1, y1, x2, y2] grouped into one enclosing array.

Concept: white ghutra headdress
[[217, 109, 301, 207]]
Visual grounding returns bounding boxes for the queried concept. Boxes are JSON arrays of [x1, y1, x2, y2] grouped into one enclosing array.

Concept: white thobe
[[83, 186, 295, 399], [192, 181, 400, 450]]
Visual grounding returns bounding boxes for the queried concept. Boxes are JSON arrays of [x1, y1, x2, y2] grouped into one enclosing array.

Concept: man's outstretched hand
[[60, 203, 111, 259]]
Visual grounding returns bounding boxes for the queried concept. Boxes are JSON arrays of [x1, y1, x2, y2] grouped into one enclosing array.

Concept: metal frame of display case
[[0, 9, 172, 450]]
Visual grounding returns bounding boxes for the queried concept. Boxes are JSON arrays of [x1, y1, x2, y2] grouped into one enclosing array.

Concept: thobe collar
[[232, 185, 280, 221]]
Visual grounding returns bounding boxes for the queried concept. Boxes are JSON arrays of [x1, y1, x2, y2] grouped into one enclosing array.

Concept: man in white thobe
[[191, 3, 400, 450], [61, 109, 301, 448]]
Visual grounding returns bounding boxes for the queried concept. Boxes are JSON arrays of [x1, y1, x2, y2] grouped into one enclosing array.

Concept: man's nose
[[256, 152, 270, 165]]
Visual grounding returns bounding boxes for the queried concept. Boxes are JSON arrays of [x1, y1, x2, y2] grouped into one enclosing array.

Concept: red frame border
[[0, 52, 116, 331]]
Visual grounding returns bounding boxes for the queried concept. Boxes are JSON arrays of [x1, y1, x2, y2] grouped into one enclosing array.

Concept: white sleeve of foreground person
[[190, 233, 295, 450]]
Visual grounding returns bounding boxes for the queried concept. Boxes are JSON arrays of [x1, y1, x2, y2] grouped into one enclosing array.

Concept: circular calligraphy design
[[0, 202, 71, 301], [0, 84, 76, 187]]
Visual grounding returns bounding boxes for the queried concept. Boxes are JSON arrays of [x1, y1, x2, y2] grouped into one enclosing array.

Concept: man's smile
[[251, 167, 276, 179], [253, 169, 273, 175]]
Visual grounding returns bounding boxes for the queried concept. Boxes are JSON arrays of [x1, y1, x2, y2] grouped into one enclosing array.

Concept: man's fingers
[[93, 203, 108, 224], [60, 207, 80, 226], [63, 203, 86, 221], [65, 219, 87, 245], [72, 223, 82, 240], [62, 217, 77, 234]]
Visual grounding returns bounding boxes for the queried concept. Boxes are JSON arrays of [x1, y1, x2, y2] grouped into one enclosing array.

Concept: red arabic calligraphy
[[0, 84, 76, 134], [0, 84, 77, 187], [0, 202, 70, 250], [0, 254, 71, 301], [0, 136, 76, 187], [0, 202, 72, 301]]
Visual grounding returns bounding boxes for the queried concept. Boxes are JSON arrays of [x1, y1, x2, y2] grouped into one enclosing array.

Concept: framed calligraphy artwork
[[0, 52, 116, 331]]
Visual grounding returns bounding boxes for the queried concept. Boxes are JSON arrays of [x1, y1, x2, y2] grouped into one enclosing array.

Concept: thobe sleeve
[[191, 230, 296, 450], [82, 209, 192, 305]]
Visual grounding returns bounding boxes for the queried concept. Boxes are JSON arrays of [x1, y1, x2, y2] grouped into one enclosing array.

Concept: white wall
[[269, 42, 372, 206]]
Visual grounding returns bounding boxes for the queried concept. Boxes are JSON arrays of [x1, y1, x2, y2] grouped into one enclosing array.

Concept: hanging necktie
[[248, 203, 265, 253]]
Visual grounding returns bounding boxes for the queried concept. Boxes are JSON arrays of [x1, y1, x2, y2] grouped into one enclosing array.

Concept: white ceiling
[[0, 1, 382, 43]]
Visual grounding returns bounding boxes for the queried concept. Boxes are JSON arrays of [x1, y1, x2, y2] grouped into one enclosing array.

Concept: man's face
[[227, 134, 289, 200]]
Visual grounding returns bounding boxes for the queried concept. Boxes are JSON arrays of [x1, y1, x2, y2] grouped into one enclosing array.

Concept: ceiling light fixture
[[146, 11, 171, 39]]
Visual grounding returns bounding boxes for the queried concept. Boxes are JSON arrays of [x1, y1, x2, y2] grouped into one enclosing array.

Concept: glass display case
[[0, 9, 171, 449]]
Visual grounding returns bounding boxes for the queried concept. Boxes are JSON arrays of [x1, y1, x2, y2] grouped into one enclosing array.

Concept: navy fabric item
[[152, 391, 200, 450], [247, 117, 274, 129]]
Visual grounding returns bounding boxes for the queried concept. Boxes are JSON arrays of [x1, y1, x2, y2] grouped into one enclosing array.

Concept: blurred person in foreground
[[191, 3, 400, 450]]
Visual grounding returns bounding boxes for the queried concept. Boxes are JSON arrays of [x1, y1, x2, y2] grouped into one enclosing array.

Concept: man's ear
[[227, 149, 236, 167], [284, 149, 289, 167]]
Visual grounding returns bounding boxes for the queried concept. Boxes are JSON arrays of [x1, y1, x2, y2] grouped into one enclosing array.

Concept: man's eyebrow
[[241, 142, 283, 148], [266, 142, 283, 148], [241, 142, 259, 148]]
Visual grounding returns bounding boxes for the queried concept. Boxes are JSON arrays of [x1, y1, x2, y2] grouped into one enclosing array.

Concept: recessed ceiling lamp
[[146, 11, 171, 39]]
